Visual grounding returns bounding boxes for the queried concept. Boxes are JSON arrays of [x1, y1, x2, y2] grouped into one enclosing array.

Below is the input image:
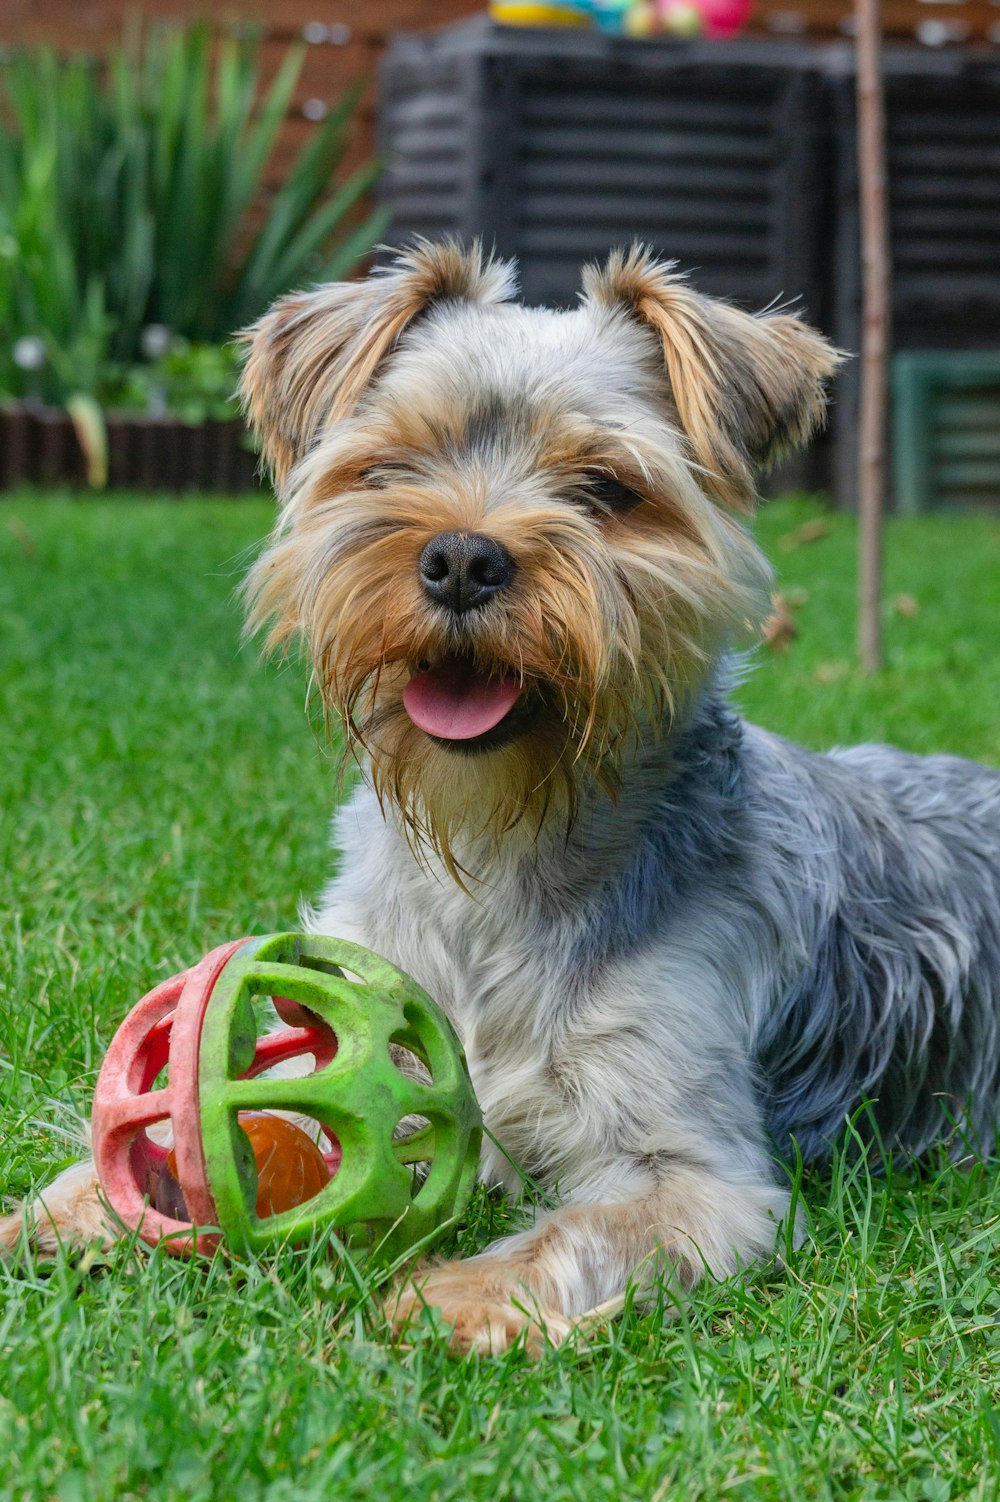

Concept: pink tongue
[[403, 659, 522, 741]]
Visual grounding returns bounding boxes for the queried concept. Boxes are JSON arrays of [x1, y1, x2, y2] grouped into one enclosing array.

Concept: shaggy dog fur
[[5, 242, 1000, 1356]]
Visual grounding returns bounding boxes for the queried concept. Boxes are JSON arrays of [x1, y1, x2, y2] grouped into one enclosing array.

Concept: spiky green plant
[[0, 25, 386, 403]]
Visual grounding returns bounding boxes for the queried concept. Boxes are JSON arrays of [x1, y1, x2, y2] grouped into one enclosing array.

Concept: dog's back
[[743, 722, 1000, 1161]]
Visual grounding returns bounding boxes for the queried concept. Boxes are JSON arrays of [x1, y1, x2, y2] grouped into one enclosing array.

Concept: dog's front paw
[[389, 1261, 572, 1356], [0, 1161, 116, 1259]]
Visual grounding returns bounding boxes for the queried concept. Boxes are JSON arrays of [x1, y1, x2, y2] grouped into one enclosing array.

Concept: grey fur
[[313, 690, 1000, 1192]]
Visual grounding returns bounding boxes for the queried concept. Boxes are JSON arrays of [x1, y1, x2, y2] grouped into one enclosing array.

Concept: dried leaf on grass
[[814, 661, 851, 684], [762, 592, 798, 653], [778, 518, 832, 552], [5, 516, 37, 560]]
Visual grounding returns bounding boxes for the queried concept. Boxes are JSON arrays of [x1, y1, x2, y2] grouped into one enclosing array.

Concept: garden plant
[[0, 24, 385, 424]]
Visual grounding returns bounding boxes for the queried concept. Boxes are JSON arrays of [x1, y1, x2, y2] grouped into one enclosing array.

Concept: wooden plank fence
[[0, 2, 483, 192], [2, 0, 997, 201]]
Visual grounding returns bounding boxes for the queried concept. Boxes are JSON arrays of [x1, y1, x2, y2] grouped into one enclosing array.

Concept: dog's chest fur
[[317, 777, 641, 1192]]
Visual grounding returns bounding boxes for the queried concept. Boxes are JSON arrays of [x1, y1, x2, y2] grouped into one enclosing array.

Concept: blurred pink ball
[[696, 0, 753, 37]]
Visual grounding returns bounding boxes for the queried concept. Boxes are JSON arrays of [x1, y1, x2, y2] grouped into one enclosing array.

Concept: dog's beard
[[245, 463, 770, 877], [306, 511, 654, 877], [363, 682, 587, 876]]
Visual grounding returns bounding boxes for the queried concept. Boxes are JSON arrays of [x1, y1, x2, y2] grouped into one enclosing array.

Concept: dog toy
[[91, 933, 482, 1260], [625, 0, 704, 34], [623, 0, 751, 34]]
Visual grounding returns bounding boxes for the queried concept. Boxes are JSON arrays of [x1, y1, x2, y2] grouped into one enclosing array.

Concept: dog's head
[[241, 241, 840, 869]]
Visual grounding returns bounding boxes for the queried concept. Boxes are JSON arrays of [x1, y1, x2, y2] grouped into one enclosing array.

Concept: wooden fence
[[2, 0, 997, 197], [754, 0, 1000, 42], [0, 2, 484, 189]]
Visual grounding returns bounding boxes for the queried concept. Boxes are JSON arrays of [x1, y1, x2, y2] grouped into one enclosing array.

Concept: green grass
[[2, 492, 1000, 1502]]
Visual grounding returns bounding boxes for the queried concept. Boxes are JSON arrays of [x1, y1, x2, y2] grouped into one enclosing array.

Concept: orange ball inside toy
[[238, 1113, 332, 1216], [164, 1113, 331, 1220]]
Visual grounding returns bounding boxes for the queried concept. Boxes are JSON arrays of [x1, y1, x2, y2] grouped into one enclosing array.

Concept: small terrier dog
[[5, 242, 1000, 1355]]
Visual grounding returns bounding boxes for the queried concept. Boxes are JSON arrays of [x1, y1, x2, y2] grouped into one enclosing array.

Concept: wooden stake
[[855, 0, 890, 673]]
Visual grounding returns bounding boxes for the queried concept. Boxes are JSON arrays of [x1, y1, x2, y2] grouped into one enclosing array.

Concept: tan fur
[[391, 1167, 791, 1353], [239, 239, 517, 489], [582, 245, 844, 510], [0, 1160, 114, 1257]]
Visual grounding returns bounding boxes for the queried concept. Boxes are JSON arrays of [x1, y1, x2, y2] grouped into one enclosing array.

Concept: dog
[[5, 241, 1000, 1357]]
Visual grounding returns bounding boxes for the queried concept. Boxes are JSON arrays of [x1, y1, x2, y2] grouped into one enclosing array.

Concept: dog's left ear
[[582, 246, 843, 511], [240, 239, 517, 491]]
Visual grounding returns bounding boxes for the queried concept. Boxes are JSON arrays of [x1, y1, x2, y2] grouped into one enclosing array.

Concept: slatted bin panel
[[831, 49, 1000, 506], [379, 49, 474, 245], [513, 56, 826, 310], [380, 22, 831, 318], [890, 76, 1000, 319], [893, 354, 1000, 513]]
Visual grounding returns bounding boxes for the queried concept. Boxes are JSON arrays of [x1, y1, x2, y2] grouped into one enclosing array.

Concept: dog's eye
[[580, 476, 644, 515]]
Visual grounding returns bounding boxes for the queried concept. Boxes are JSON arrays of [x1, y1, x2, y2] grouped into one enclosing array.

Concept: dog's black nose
[[419, 532, 515, 613]]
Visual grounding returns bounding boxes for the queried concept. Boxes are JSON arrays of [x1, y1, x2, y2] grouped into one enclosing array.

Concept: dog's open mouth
[[402, 653, 529, 750]]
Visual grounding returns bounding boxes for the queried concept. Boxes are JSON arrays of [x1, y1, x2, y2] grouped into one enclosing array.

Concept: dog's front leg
[[0, 1154, 115, 1258], [390, 1160, 793, 1355]]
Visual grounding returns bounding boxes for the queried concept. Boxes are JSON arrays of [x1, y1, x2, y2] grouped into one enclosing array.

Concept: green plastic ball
[[194, 933, 482, 1260]]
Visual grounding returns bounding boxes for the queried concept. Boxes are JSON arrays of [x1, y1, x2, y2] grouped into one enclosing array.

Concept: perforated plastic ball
[[91, 934, 482, 1260]]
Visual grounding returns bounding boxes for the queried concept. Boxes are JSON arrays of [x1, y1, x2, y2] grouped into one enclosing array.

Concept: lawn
[[2, 492, 1000, 1502]]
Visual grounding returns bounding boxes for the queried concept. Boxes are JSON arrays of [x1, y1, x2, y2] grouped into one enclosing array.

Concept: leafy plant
[[108, 340, 243, 425], [0, 24, 386, 405]]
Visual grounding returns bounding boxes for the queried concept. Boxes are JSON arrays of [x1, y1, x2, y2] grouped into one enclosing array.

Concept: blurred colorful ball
[[697, 0, 753, 37], [590, 0, 634, 32], [655, 0, 707, 35]]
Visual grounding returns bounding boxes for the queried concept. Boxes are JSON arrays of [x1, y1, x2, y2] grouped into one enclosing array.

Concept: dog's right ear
[[239, 239, 517, 491]]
